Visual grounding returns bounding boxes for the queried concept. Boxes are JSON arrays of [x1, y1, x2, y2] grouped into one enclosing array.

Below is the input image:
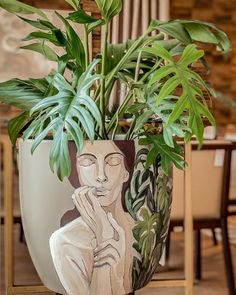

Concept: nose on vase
[[96, 175, 108, 183]]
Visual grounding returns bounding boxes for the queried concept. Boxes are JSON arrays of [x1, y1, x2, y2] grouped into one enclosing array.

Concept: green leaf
[[23, 31, 65, 46], [65, 0, 80, 10], [56, 12, 85, 69], [50, 127, 71, 181], [163, 127, 174, 148], [0, 0, 48, 19], [146, 148, 158, 169], [156, 76, 180, 105], [148, 135, 185, 174], [67, 9, 99, 24], [25, 60, 101, 180], [166, 92, 188, 126], [143, 45, 174, 62], [148, 65, 173, 86], [21, 43, 58, 61], [19, 16, 56, 30], [0, 79, 43, 110], [8, 111, 29, 145], [178, 44, 204, 67], [95, 0, 122, 22], [150, 20, 191, 44], [196, 100, 215, 126], [184, 23, 219, 44], [134, 110, 153, 132], [88, 19, 105, 33]]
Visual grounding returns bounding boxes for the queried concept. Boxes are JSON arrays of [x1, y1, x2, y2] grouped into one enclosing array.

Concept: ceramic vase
[[19, 139, 172, 295]]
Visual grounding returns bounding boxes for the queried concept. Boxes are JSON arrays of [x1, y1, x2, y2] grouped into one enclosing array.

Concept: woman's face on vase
[[76, 141, 129, 207]]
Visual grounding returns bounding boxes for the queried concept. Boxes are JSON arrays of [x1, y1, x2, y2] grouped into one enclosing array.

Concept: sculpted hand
[[72, 186, 114, 244]]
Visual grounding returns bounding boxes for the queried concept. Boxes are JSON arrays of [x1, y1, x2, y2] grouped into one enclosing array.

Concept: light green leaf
[[95, 0, 122, 22], [156, 76, 180, 105], [0, 79, 43, 110], [184, 23, 219, 44], [149, 65, 173, 86], [143, 44, 174, 62], [178, 44, 204, 66], [0, 0, 48, 19], [196, 100, 216, 126], [163, 127, 174, 148], [166, 93, 188, 126], [65, 0, 80, 10], [21, 43, 58, 61], [150, 20, 192, 44]]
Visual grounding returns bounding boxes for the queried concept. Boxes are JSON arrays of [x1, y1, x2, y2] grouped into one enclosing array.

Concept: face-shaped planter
[[19, 140, 172, 295]]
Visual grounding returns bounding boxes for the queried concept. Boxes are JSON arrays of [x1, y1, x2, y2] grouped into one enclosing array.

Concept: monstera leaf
[[95, 0, 122, 22], [144, 44, 215, 144], [23, 60, 101, 180]]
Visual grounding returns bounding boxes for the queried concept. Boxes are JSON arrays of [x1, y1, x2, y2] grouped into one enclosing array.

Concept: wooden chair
[[168, 140, 235, 295]]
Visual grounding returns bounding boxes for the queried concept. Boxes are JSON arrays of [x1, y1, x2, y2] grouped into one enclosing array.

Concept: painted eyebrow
[[105, 152, 124, 160], [78, 153, 97, 159]]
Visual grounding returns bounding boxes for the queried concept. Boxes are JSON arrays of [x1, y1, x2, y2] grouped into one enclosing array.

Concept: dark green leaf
[[8, 111, 29, 145], [56, 12, 85, 69], [23, 31, 65, 46], [67, 9, 99, 24]]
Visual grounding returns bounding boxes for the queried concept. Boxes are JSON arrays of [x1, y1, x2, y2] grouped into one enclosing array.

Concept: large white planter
[[19, 139, 74, 294], [19, 139, 172, 295]]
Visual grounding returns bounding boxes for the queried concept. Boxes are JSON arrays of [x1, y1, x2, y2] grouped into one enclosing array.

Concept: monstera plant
[[0, 0, 231, 295]]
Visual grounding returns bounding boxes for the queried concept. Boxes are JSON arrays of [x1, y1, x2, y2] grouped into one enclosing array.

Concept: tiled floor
[[1, 225, 236, 295]]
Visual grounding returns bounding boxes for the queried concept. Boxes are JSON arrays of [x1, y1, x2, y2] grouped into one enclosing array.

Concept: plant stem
[[135, 50, 142, 83], [94, 27, 153, 104], [107, 59, 162, 134], [100, 22, 109, 138], [106, 28, 152, 89], [107, 91, 133, 134], [83, 24, 89, 68]]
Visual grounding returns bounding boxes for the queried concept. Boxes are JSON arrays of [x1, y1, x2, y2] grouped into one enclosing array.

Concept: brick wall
[[170, 0, 236, 124], [1, 0, 236, 126]]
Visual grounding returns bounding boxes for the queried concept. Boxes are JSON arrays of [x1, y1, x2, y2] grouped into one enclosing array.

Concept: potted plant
[[0, 0, 230, 294]]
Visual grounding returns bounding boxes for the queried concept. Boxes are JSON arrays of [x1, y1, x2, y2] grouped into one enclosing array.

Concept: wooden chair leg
[[195, 230, 202, 280], [221, 218, 235, 295], [165, 228, 171, 262], [212, 228, 218, 245], [19, 220, 25, 243]]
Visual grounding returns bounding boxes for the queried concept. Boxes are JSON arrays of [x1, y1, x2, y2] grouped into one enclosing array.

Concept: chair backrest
[[171, 140, 233, 220]]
